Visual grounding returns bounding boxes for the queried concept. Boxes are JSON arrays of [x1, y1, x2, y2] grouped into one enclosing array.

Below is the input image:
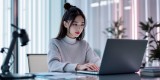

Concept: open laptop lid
[[99, 39, 147, 75]]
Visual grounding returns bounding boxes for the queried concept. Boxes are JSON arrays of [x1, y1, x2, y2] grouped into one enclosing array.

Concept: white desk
[[33, 72, 160, 80], [1, 72, 160, 80]]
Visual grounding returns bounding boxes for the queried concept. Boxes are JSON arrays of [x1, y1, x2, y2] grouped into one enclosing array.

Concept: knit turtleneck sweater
[[47, 36, 101, 72]]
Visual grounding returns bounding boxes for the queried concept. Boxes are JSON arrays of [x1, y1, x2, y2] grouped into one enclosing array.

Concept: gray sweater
[[47, 36, 101, 72]]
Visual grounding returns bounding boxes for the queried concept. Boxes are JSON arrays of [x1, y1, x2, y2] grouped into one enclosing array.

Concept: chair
[[27, 54, 48, 73]]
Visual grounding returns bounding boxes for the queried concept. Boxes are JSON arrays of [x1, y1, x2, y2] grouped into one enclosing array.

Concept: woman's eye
[[81, 24, 85, 26], [72, 23, 85, 28], [72, 24, 77, 26]]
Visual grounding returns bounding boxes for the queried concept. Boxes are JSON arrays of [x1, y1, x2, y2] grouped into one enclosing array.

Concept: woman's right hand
[[76, 63, 99, 71]]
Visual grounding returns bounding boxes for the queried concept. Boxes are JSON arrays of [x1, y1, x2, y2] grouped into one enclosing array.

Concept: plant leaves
[[154, 23, 160, 27], [148, 17, 153, 24], [150, 26, 154, 31], [158, 41, 160, 44], [139, 22, 146, 27], [104, 17, 125, 39], [149, 40, 154, 44], [139, 22, 149, 32], [114, 21, 118, 27], [149, 44, 156, 49], [143, 36, 148, 39], [140, 17, 160, 60], [150, 34, 155, 39]]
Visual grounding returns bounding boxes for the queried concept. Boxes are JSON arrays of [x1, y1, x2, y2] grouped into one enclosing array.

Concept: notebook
[[77, 39, 147, 75]]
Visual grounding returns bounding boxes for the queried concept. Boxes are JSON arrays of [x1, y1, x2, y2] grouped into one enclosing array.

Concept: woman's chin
[[75, 35, 80, 38]]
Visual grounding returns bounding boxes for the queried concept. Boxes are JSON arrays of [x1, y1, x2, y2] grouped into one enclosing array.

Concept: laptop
[[77, 39, 147, 75]]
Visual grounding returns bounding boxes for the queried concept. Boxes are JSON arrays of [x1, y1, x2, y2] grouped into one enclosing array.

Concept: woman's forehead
[[73, 16, 84, 23]]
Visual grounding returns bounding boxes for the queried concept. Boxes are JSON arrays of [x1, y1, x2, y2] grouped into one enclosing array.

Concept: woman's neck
[[66, 33, 76, 39], [63, 36, 77, 45]]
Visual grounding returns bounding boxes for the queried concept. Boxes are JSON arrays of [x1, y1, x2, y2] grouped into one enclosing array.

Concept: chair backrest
[[27, 54, 48, 73]]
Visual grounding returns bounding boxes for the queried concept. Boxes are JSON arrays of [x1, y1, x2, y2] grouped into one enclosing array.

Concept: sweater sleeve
[[47, 39, 77, 72], [85, 42, 102, 67]]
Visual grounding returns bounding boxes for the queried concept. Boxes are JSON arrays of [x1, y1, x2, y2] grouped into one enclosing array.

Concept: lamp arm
[[1, 31, 19, 75]]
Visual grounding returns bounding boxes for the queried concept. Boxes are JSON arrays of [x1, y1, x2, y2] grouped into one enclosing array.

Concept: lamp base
[[0, 73, 35, 79]]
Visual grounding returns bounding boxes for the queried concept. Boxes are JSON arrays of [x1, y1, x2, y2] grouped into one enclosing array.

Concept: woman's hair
[[56, 3, 86, 40]]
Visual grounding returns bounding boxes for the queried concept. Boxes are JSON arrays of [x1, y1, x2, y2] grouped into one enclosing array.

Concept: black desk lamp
[[0, 24, 34, 79]]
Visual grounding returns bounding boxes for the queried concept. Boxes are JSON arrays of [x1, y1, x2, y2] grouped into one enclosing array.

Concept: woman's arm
[[47, 39, 77, 72], [85, 42, 101, 67]]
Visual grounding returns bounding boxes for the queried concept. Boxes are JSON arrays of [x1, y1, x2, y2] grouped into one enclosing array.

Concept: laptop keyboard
[[77, 70, 98, 74]]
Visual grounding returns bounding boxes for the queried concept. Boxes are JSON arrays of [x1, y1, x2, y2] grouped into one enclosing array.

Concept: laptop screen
[[99, 39, 147, 74]]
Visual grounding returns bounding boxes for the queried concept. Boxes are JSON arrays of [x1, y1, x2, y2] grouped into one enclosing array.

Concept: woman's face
[[64, 15, 85, 39]]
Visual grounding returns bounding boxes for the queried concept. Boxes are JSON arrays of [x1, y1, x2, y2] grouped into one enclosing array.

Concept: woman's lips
[[75, 32, 80, 34]]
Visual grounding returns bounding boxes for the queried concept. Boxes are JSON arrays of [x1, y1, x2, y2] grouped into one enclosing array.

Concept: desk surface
[[32, 72, 160, 80], [1, 72, 160, 80]]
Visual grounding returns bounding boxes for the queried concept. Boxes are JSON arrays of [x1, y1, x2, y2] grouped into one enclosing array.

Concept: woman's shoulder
[[49, 38, 61, 45], [79, 39, 89, 46]]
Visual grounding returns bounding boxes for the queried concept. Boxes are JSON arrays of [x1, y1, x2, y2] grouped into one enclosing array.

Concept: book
[[140, 67, 160, 77]]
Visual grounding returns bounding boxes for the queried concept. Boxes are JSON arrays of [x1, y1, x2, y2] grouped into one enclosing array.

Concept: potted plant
[[139, 17, 160, 61], [103, 17, 126, 39]]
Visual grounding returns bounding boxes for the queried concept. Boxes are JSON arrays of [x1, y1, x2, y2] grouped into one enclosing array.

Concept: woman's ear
[[63, 21, 69, 28]]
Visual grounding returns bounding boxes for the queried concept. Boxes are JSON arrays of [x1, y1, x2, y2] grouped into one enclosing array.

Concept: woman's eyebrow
[[73, 21, 85, 23]]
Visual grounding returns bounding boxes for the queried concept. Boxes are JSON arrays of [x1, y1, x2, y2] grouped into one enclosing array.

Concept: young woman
[[48, 3, 101, 72]]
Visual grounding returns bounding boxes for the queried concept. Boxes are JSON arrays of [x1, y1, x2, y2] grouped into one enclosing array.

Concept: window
[[18, 0, 64, 73], [0, 0, 11, 73], [66, 0, 160, 60], [0, 0, 64, 73]]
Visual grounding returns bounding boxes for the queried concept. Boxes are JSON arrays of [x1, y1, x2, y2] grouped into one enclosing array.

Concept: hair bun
[[64, 3, 72, 10]]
